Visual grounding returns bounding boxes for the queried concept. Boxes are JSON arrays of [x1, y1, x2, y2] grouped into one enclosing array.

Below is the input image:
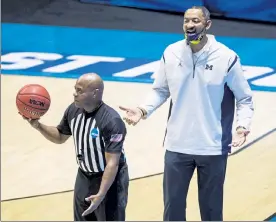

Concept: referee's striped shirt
[[57, 102, 126, 173]]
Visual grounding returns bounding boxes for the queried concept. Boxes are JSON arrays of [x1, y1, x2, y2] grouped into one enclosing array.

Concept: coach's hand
[[230, 127, 249, 147], [119, 106, 143, 126], [82, 193, 105, 217], [18, 112, 40, 129]]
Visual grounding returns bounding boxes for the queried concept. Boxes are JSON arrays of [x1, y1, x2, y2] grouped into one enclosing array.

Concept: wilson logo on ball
[[29, 99, 45, 107], [24, 107, 45, 117]]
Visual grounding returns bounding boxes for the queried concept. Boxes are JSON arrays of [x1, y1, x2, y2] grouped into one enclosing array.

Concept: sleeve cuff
[[137, 105, 151, 119]]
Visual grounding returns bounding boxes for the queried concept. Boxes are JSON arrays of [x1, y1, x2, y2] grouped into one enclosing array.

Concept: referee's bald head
[[78, 73, 104, 92], [74, 73, 104, 111]]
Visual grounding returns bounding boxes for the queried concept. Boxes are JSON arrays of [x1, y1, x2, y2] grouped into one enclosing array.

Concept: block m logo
[[205, 64, 213, 70]]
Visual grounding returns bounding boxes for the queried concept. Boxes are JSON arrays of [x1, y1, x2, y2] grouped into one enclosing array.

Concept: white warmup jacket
[[139, 34, 254, 155]]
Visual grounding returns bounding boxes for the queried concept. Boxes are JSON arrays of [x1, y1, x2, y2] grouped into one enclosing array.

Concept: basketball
[[16, 84, 51, 119]]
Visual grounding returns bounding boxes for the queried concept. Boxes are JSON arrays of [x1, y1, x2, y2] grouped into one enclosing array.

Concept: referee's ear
[[92, 88, 103, 99], [93, 89, 98, 97]]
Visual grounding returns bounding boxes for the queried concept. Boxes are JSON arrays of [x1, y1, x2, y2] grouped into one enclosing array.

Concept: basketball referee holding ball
[[19, 73, 129, 221]]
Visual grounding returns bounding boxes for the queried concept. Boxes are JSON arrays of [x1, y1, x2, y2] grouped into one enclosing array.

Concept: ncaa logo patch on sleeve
[[110, 134, 123, 142]]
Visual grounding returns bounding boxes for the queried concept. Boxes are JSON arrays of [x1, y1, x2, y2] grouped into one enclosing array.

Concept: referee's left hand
[[82, 194, 105, 217]]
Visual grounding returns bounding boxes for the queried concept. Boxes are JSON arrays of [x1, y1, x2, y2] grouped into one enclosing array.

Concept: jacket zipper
[[192, 51, 205, 79]]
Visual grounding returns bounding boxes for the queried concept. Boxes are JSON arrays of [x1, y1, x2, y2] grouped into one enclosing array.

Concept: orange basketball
[[16, 84, 51, 119]]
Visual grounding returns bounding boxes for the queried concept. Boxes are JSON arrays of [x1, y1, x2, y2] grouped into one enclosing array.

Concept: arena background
[[1, 0, 276, 220]]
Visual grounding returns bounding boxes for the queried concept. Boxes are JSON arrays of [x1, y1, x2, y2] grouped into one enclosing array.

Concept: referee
[[20, 73, 129, 221]]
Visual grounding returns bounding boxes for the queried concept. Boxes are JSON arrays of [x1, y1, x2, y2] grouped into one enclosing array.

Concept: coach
[[119, 6, 254, 221]]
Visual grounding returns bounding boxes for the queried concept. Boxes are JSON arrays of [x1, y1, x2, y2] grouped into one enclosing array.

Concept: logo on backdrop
[[1, 51, 275, 92]]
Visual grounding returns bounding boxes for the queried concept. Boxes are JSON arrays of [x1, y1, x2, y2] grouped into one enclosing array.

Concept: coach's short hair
[[190, 6, 211, 21]]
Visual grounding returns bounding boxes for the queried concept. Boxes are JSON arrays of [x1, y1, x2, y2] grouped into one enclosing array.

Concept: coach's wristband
[[236, 126, 246, 131], [236, 126, 250, 135], [137, 107, 146, 117]]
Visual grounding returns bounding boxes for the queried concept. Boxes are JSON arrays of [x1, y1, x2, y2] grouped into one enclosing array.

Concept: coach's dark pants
[[163, 150, 228, 221], [73, 162, 129, 221]]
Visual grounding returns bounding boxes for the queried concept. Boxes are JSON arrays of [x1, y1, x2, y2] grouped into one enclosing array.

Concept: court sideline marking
[[2, 128, 275, 202]]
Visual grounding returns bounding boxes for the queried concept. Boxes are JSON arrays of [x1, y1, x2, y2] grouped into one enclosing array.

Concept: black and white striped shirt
[[57, 102, 126, 173]]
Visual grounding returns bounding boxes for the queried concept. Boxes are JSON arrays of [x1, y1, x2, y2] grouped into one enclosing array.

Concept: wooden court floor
[[1, 75, 276, 221]]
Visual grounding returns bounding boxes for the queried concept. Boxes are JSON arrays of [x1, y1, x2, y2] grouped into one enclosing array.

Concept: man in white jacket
[[120, 6, 254, 221]]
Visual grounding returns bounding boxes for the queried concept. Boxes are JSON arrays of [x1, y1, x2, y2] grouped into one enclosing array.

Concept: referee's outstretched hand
[[18, 112, 40, 130], [119, 106, 142, 126]]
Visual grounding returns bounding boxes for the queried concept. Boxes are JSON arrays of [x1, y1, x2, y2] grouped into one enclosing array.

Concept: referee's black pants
[[163, 150, 228, 221], [73, 162, 129, 221]]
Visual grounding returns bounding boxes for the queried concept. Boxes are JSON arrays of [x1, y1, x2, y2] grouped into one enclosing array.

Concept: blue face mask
[[185, 22, 209, 45], [185, 29, 205, 45]]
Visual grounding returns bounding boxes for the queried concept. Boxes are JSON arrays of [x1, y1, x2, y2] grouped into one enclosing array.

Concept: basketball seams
[[18, 93, 51, 101], [18, 84, 51, 101]]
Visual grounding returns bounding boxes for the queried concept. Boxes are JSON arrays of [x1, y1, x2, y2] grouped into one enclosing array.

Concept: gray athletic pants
[[73, 162, 129, 221], [163, 150, 228, 221]]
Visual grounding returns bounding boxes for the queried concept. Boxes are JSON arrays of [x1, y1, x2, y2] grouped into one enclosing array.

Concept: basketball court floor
[[1, 74, 276, 221], [1, 1, 276, 221]]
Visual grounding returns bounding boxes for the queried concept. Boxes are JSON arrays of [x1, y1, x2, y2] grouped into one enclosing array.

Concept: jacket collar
[[182, 34, 218, 62]]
